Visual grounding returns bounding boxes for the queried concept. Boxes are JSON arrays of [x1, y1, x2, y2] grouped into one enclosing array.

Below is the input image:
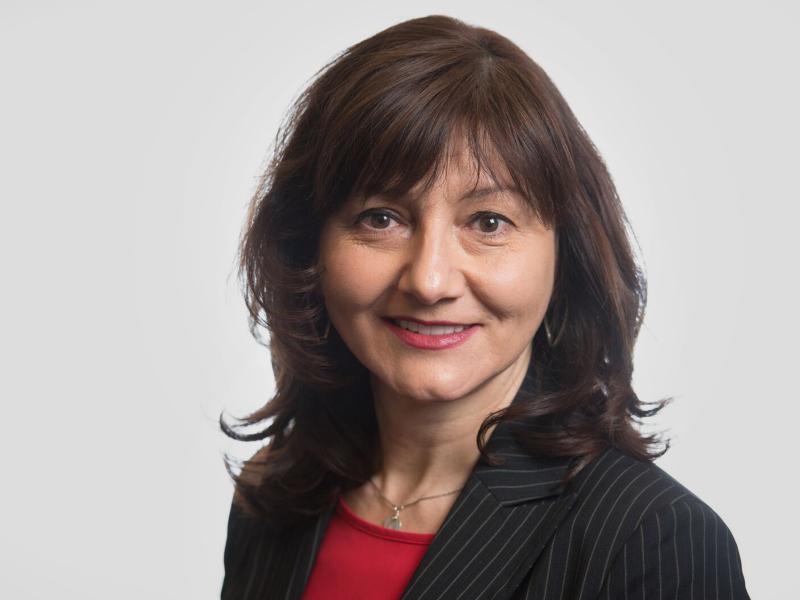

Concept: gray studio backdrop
[[1, 1, 796, 598]]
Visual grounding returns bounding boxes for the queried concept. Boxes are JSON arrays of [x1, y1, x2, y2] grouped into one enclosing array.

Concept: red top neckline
[[336, 496, 436, 545]]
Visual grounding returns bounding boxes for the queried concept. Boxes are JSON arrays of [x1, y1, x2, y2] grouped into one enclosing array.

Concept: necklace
[[367, 478, 463, 530]]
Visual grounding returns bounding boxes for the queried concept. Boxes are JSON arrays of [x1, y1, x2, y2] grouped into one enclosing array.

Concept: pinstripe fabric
[[517, 449, 749, 599], [222, 422, 750, 599], [221, 391, 749, 598]]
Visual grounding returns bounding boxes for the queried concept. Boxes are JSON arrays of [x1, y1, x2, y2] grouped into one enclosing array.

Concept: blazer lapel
[[397, 419, 578, 600], [273, 372, 578, 600], [276, 502, 337, 600]]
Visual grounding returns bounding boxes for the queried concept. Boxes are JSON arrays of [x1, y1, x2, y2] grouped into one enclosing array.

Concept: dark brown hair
[[220, 14, 670, 532]]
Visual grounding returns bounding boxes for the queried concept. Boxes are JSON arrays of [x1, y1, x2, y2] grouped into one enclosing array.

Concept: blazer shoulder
[[575, 448, 751, 598], [222, 494, 257, 589], [565, 446, 715, 550], [573, 447, 705, 520], [541, 446, 750, 598], [519, 447, 749, 599]]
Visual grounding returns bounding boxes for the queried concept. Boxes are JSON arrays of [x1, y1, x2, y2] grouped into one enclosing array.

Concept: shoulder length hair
[[220, 14, 670, 532]]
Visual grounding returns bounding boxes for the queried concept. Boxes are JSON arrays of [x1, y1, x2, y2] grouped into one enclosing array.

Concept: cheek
[[319, 239, 390, 314], [478, 241, 556, 321]]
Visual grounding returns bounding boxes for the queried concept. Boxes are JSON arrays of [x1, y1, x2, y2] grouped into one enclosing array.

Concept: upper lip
[[385, 316, 476, 326]]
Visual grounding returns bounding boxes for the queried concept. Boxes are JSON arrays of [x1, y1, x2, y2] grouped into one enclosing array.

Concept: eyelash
[[355, 209, 514, 238]]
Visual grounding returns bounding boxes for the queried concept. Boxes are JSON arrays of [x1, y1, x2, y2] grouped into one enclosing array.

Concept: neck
[[369, 347, 531, 503]]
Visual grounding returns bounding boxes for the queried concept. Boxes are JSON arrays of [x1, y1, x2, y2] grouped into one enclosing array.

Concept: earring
[[322, 317, 331, 340], [310, 287, 330, 341], [543, 304, 568, 347]]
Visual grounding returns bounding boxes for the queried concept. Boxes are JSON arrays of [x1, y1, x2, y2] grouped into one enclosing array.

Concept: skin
[[318, 136, 556, 533]]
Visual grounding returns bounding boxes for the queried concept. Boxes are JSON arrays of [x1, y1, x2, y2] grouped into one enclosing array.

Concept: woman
[[220, 15, 749, 599]]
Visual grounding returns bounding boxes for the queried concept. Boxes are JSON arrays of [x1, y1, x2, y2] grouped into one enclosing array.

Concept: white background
[[1, 1, 797, 598]]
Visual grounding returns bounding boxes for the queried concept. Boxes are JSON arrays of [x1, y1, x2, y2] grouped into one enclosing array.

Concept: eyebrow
[[357, 184, 522, 206], [460, 185, 520, 201]]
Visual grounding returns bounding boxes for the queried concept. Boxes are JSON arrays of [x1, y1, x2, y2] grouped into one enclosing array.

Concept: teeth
[[394, 319, 467, 335]]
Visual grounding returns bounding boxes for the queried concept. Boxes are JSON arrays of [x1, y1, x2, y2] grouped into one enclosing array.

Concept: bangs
[[354, 117, 547, 221], [309, 37, 567, 229]]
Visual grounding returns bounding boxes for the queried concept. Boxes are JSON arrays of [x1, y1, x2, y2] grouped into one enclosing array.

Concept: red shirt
[[301, 496, 435, 599]]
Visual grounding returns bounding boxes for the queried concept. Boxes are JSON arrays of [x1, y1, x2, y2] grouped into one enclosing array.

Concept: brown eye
[[367, 213, 392, 229], [477, 214, 500, 232], [471, 211, 513, 236], [355, 209, 399, 232]]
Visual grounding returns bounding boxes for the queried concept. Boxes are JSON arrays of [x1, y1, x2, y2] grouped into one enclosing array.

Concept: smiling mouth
[[383, 317, 474, 335]]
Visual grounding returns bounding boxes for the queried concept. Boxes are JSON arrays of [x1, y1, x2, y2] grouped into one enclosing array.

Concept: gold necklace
[[367, 478, 463, 530]]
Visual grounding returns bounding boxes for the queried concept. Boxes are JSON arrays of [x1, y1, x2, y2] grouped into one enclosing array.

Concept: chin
[[386, 373, 477, 403]]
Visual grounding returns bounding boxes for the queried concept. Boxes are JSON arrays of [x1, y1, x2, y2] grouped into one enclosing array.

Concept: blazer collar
[[457, 367, 577, 506], [282, 372, 579, 600]]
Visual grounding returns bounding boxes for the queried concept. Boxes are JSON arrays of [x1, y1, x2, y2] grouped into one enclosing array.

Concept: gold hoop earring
[[544, 304, 568, 347], [322, 317, 331, 340], [311, 286, 330, 341]]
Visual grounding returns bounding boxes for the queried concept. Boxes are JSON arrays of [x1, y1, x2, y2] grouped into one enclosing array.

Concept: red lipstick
[[382, 317, 479, 350]]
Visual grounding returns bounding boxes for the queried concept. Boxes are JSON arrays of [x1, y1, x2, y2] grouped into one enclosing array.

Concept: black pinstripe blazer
[[222, 420, 750, 599]]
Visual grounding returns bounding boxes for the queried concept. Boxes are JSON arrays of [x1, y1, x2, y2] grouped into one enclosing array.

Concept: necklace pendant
[[383, 509, 402, 530]]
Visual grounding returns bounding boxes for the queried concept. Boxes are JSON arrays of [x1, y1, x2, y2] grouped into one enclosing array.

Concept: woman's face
[[318, 143, 556, 403]]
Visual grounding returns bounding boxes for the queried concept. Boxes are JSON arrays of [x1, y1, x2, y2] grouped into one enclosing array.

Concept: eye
[[470, 211, 514, 236], [354, 209, 401, 232]]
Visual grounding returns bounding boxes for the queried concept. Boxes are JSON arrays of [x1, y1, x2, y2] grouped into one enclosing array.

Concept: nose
[[396, 223, 466, 305]]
